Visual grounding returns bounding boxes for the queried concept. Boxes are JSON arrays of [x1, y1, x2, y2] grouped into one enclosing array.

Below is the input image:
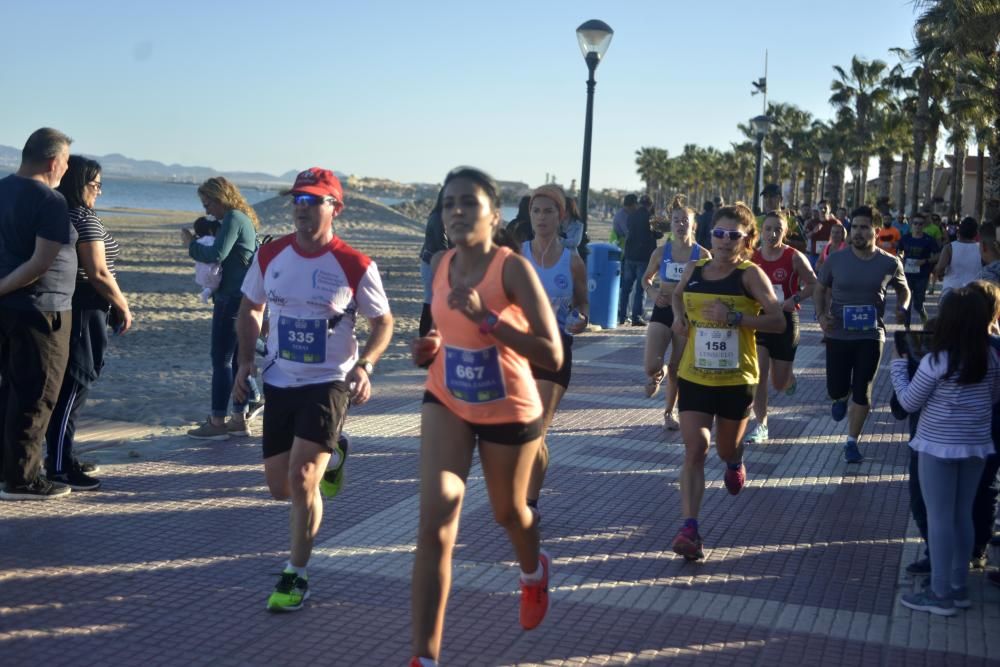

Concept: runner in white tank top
[[936, 218, 983, 295]]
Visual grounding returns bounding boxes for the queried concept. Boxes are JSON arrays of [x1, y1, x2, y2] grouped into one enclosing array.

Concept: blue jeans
[[618, 260, 646, 322], [903, 273, 929, 328], [918, 452, 985, 597], [211, 293, 245, 418]]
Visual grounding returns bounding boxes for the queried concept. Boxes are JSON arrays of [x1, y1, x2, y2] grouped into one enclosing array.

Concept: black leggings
[[825, 338, 882, 406]]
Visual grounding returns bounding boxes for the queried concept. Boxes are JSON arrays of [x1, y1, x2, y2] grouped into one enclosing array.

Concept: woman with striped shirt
[[47, 156, 133, 490], [891, 285, 1000, 615]]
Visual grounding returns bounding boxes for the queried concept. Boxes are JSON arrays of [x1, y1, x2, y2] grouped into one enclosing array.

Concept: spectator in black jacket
[[618, 195, 661, 326]]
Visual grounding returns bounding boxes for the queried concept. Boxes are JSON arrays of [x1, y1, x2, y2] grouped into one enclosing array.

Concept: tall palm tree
[[830, 56, 894, 205], [635, 147, 669, 198], [915, 0, 1000, 204]]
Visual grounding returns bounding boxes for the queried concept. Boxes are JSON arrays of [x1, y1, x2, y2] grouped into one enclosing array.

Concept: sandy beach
[[88, 194, 612, 435]]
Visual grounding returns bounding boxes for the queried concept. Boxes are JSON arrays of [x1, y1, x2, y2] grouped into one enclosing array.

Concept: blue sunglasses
[[292, 194, 338, 207]]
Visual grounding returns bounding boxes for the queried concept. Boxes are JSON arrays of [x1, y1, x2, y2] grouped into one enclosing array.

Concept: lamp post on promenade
[[575, 19, 613, 236], [750, 114, 772, 215], [851, 164, 863, 207], [818, 148, 832, 202]]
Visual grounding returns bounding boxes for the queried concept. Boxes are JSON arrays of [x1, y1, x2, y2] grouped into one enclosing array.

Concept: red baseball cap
[[281, 167, 344, 202]]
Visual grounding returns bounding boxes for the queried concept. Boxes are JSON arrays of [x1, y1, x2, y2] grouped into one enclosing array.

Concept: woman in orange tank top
[[408, 167, 563, 666]]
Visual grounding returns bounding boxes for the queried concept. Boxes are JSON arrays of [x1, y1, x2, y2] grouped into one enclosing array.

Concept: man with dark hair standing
[[814, 205, 909, 463], [0, 128, 77, 500], [695, 200, 715, 250], [619, 194, 660, 326], [611, 193, 637, 248]]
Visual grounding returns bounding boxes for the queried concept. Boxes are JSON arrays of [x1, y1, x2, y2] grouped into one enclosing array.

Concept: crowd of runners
[[3, 128, 1000, 665]]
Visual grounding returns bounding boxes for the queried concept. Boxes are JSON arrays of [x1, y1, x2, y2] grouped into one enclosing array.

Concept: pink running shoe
[[724, 463, 746, 495], [671, 526, 704, 561]]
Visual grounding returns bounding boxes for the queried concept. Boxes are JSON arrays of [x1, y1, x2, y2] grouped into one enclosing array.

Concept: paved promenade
[[2, 306, 998, 666]]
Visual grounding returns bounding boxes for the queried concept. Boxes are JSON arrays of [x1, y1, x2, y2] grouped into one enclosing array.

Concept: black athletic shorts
[[677, 378, 755, 421], [530, 332, 573, 388], [650, 304, 674, 327], [825, 338, 883, 406], [262, 381, 349, 458], [422, 392, 544, 445], [755, 310, 800, 362]]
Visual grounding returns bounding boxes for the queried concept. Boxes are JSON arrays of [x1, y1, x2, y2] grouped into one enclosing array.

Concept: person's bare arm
[[789, 249, 818, 308], [345, 311, 395, 405], [77, 241, 133, 333], [0, 237, 62, 297]]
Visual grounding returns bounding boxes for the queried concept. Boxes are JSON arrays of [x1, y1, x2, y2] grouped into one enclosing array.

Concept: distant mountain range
[[0, 144, 342, 187]]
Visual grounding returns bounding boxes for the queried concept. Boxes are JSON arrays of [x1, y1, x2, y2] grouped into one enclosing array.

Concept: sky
[[1, 0, 921, 191]]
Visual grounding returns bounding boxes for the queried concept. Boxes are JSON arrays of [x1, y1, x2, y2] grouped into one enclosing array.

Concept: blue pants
[[211, 293, 246, 418], [903, 273, 929, 328], [918, 452, 985, 597], [618, 260, 646, 322]]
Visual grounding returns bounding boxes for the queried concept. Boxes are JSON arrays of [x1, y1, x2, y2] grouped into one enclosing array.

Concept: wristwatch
[[725, 310, 744, 327], [792, 293, 802, 305], [355, 358, 374, 375], [479, 309, 501, 335]]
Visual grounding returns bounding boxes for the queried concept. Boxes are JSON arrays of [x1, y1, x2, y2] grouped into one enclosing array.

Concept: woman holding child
[[183, 177, 259, 440]]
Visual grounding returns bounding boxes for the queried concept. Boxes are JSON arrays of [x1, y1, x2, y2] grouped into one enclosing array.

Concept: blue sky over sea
[[1, 1, 917, 190]]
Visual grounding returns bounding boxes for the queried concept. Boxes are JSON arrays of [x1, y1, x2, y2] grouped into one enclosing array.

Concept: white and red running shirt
[[241, 234, 391, 388]]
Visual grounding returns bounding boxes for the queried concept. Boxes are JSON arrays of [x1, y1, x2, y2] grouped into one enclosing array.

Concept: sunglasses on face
[[711, 228, 748, 241], [292, 194, 337, 207]]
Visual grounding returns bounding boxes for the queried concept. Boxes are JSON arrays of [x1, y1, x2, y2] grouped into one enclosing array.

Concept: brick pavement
[[2, 301, 999, 666]]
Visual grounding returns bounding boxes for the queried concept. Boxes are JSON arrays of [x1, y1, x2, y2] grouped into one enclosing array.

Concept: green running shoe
[[266, 571, 309, 612], [319, 433, 349, 499]]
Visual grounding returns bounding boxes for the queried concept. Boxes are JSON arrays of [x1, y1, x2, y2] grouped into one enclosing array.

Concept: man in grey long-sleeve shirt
[[814, 206, 909, 463]]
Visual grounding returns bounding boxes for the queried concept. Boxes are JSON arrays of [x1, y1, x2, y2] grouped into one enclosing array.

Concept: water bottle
[[564, 309, 584, 335]]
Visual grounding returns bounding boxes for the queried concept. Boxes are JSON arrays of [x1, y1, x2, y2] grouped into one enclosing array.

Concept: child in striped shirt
[[890, 285, 1000, 616]]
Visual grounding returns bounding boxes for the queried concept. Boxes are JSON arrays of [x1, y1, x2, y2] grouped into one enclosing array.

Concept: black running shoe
[[50, 469, 102, 491], [0, 477, 71, 500]]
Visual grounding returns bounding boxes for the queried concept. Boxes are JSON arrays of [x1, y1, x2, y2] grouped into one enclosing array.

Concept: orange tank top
[[426, 246, 542, 424]]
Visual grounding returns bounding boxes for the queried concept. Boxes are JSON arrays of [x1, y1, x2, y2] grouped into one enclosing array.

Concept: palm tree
[[830, 56, 894, 205], [635, 147, 669, 198], [915, 0, 1000, 204]]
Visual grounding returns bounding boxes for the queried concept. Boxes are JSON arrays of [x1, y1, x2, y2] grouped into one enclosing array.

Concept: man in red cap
[[233, 167, 394, 612]]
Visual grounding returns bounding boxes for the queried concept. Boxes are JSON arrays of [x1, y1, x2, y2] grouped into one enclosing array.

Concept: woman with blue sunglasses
[[669, 202, 786, 561]]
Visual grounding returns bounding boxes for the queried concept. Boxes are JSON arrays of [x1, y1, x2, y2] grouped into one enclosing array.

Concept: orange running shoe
[[519, 550, 551, 630]]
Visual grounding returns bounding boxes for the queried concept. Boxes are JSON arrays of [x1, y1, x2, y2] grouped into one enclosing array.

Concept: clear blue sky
[[0, 0, 919, 190]]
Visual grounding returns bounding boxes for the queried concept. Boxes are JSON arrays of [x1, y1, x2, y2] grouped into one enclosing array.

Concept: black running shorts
[[755, 310, 800, 362], [530, 332, 573, 389], [422, 392, 544, 445], [677, 378, 755, 421], [262, 381, 349, 458], [650, 304, 674, 327]]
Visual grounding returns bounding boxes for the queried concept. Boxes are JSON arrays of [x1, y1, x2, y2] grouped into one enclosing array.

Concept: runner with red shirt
[[745, 211, 816, 444]]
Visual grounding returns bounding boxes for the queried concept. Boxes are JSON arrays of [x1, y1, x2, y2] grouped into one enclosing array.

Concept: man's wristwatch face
[[357, 360, 374, 375]]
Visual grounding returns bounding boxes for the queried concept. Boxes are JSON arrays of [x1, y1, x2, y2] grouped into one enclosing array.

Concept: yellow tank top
[[678, 259, 761, 387]]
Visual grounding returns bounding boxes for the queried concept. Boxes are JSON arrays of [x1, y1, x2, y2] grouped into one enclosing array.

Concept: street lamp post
[[850, 164, 862, 208], [576, 19, 613, 237], [818, 148, 832, 203], [750, 114, 772, 215]]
